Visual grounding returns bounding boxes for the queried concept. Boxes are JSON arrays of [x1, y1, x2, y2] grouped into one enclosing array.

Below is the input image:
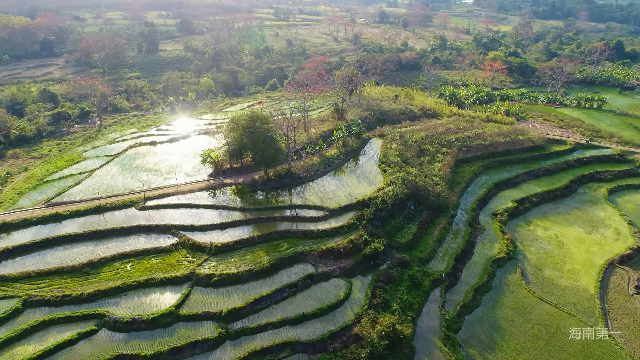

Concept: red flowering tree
[[286, 55, 330, 140], [479, 61, 508, 87]]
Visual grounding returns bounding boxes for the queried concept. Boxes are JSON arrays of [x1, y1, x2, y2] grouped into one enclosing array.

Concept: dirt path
[[0, 169, 263, 223], [519, 120, 640, 154]]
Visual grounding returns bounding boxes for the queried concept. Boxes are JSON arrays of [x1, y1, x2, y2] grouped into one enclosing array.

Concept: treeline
[[360, 17, 640, 92], [477, 0, 640, 27]]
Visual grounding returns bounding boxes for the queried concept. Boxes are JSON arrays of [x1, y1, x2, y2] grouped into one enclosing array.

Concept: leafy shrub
[[437, 85, 608, 110], [265, 79, 280, 91]]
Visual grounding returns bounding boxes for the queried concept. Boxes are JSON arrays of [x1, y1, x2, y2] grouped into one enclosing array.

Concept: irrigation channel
[[0, 132, 383, 359]]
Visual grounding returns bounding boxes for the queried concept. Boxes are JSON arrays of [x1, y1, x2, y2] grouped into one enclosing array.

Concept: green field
[[610, 189, 640, 225], [568, 86, 640, 113], [445, 162, 633, 312], [428, 147, 615, 273], [604, 266, 640, 358], [508, 180, 637, 323], [0, 249, 204, 298], [459, 262, 628, 360], [197, 236, 345, 276], [555, 107, 640, 144]]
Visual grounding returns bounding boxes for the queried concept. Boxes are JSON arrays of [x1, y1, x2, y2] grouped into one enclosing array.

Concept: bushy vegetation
[[437, 85, 608, 110]]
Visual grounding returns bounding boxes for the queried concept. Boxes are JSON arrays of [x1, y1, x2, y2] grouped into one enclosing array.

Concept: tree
[[0, 110, 13, 145], [400, 16, 410, 29], [479, 61, 508, 88], [455, 54, 476, 83], [270, 100, 303, 170], [77, 33, 128, 73], [420, 63, 441, 94], [611, 39, 627, 60], [200, 148, 223, 176], [223, 114, 249, 168], [199, 78, 216, 98], [363, 54, 395, 82], [539, 57, 577, 95], [63, 76, 113, 127], [333, 66, 363, 120], [224, 111, 285, 175], [178, 18, 195, 35], [265, 79, 280, 91], [585, 43, 611, 74], [286, 55, 330, 140], [39, 37, 55, 56], [436, 12, 450, 29], [378, 10, 390, 23]]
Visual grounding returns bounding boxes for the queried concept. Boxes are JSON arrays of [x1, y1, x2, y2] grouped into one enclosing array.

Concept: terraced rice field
[[604, 265, 640, 358], [458, 262, 628, 360], [181, 264, 315, 313], [610, 188, 640, 225], [45, 156, 112, 181], [428, 147, 615, 273], [187, 275, 371, 360], [11, 174, 86, 209], [444, 162, 633, 312], [0, 320, 98, 360], [48, 321, 220, 360], [83, 134, 181, 157], [412, 144, 640, 360], [0, 207, 325, 249], [0, 233, 178, 275], [182, 211, 358, 244], [7, 133, 640, 359], [413, 287, 445, 360], [508, 180, 637, 323], [229, 278, 350, 329], [0, 298, 18, 315], [0, 284, 188, 338], [56, 135, 224, 201], [148, 138, 383, 208]]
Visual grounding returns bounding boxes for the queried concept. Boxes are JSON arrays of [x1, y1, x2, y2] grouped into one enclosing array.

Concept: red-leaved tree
[[479, 61, 508, 88]]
